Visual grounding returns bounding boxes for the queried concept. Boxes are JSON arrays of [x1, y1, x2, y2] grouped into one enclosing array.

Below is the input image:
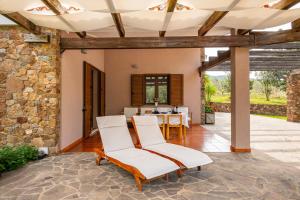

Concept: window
[[145, 75, 169, 104]]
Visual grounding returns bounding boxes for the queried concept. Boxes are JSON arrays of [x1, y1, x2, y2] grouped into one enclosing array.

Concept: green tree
[[256, 71, 290, 101], [269, 71, 291, 91], [224, 72, 231, 93], [204, 75, 217, 104]]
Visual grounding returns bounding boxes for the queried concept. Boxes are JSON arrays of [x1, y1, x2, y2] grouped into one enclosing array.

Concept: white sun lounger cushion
[[145, 143, 213, 168], [133, 116, 166, 147], [133, 116, 213, 168], [106, 148, 179, 179], [96, 115, 134, 153]]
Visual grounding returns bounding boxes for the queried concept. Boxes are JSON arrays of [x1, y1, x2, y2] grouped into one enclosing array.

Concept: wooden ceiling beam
[[111, 13, 125, 37], [159, 0, 178, 37], [198, 11, 228, 36], [292, 18, 300, 30], [254, 29, 300, 46], [2, 13, 41, 34], [41, 0, 86, 38], [60, 35, 253, 50], [105, 0, 125, 37], [238, 0, 300, 35], [198, 0, 240, 36]]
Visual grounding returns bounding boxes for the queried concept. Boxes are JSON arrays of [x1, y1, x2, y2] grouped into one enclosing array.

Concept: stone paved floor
[[0, 152, 300, 200], [203, 112, 300, 168]]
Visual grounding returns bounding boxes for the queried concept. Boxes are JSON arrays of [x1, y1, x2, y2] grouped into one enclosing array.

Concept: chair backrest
[[133, 116, 166, 148], [140, 107, 154, 115], [167, 114, 183, 126], [96, 115, 135, 153], [124, 107, 138, 118], [156, 114, 165, 126], [177, 107, 188, 114]]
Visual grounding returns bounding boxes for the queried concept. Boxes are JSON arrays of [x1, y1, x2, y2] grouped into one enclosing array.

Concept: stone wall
[[0, 26, 60, 154], [211, 102, 286, 116], [287, 69, 300, 122]]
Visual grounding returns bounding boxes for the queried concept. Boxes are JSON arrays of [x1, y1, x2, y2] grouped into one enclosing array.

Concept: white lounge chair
[[132, 116, 213, 170], [95, 115, 180, 191]]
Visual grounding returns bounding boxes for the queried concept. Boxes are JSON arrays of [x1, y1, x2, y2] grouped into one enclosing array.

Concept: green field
[[211, 93, 287, 105]]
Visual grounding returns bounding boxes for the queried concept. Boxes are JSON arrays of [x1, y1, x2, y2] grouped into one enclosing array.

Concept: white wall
[[60, 50, 104, 149]]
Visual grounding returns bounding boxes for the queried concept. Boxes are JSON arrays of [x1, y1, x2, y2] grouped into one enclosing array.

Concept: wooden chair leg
[[197, 166, 201, 171], [176, 169, 183, 178], [96, 156, 104, 166], [166, 125, 170, 140], [163, 174, 169, 181], [162, 125, 165, 139], [179, 126, 182, 139], [134, 175, 143, 191], [183, 126, 187, 140]]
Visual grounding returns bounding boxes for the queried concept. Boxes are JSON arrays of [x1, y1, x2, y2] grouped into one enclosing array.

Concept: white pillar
[[230, 47, 251, 152]]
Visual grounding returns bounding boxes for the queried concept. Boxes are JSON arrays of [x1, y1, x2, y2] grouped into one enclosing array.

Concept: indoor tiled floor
[[69, 125, 231, 153]]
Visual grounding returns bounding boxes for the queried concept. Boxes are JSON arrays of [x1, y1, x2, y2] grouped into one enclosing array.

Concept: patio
[[0, 0, 300, 199], [0, 151, 300, 200], [203, 112, 300, 166]]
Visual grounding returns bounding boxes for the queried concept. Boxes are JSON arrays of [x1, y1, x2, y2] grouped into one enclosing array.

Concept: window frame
[[144, 74, 170, 105]]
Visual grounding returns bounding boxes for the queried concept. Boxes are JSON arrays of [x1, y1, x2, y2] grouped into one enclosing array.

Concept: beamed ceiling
[[0, 0, 300, 71]]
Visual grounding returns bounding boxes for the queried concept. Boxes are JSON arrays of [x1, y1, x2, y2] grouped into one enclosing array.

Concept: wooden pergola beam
[[111, 13, 125, 37], [61, 35, 253, 49], [200, 29, 300, 71], [198, 11, 228, 36], [202, 0, 300, 71], [254, 29, 300, 46], [159, 0, 178, 37], [238, 0, 300, 35], [198, 0, 240, 36], [200, 51, 230, 71], [105, 0, 125, 37], [292, 18, 300, 30], [2, 13, 41, 34], [41, 0, 86, 38]]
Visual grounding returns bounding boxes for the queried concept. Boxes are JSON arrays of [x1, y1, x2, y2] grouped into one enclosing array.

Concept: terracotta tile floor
[[69, 125, 231, 153]]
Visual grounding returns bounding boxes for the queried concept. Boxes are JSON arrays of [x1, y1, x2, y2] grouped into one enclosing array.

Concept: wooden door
[[100, 71, 105, 116], [169, 74, 184, 106], [83, 62, 105, 138], [83, 62, 93, 138], [131, 74, 144, 106]]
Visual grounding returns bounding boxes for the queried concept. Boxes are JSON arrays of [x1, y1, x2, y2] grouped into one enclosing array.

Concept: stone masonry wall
[[287, 69, 300, 122], [211, 102, 286, 116], [0, 26, 60, 154]]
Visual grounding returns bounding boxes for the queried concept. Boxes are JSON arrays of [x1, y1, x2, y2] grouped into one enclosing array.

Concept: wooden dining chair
[[156, 114, 165, 138], [166, 114, 183, 140]]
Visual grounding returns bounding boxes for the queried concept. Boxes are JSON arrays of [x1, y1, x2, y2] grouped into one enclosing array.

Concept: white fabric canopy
[[63, 11, 114, 31], [217, 8, 300, 29], [178, 0, 274, 11], [20, 12, 73, 31], [20, 11, 113, 32], [0, 0, 299, 35], [167, 10, 212, 30], [123, 11, 166, 31], [61, 0, 163, 13], [0, 0, 45, 13]]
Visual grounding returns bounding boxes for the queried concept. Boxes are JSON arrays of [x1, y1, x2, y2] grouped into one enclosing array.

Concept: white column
[[230, 47, 251, 152]]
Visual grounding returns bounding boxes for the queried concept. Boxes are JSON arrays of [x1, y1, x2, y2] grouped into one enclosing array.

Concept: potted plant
[[205, 105, 215, 124], [204, 75, 216, 124]]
